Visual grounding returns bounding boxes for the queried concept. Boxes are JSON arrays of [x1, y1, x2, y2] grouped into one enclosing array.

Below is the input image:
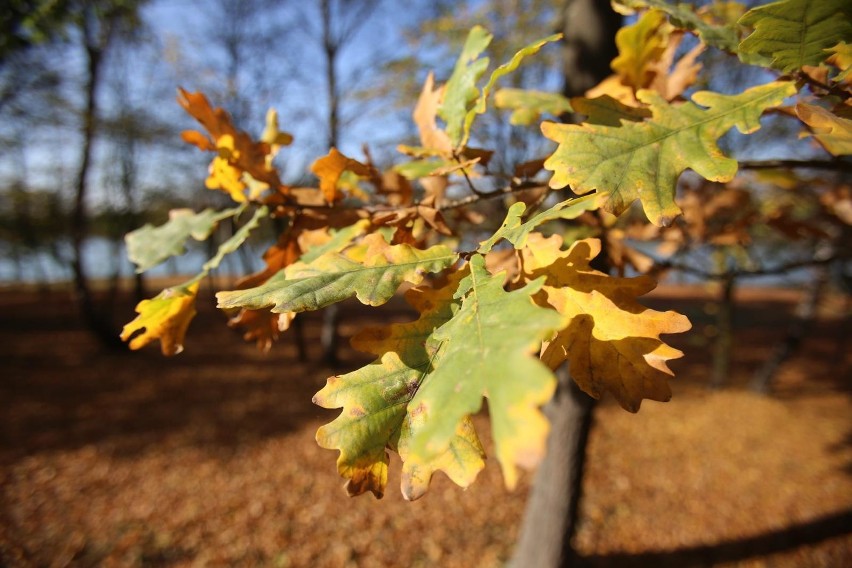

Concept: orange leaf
[[310, 148, 374, 203], [414, 72, 453, 156], [177, 88, 289, 200]]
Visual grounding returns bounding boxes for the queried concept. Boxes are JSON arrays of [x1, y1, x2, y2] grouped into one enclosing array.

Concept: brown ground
[[0, 281, 850, 567]]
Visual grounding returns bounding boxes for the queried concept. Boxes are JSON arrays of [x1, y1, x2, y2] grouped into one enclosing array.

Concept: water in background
[[0, 238, 259, 284], [0, 237, 824, 288]]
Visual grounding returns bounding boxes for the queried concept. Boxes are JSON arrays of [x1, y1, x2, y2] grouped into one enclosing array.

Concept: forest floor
[[0, 281, 850, 568]]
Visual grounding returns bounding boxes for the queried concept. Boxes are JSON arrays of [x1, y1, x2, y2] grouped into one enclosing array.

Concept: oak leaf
[[494, 88, 573, 126], [796, 102, 852, 156], [178, 89, 288, 200], [521, 234, 691, 412], [738, 0, 852, 73], [310, 148, 375, 203], [460, 32, 562, 146], [121, 282, 199, 356], [611, 9, 671, 90], [126, 205, 243, 273], [478, 193, 606, 253], [229, 221, 371, 351], [216, 233, 457, 313], [826, 41, 852, 84], [614, 0, 741, 53], [413, 72, 453, 156], [314, 270, 485, 500], [542, 81, 796, 226], [407, 255, 569, 489], [440, 25, 493, 146]]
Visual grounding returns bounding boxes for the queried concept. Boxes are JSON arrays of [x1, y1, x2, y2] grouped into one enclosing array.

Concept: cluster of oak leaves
[[121, 0, 851, 500]]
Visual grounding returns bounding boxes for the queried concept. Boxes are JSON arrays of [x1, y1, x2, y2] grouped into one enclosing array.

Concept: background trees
[[1, 0, 850, 566]]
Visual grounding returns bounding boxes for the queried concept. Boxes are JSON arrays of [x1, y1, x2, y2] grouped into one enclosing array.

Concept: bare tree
[[69, 1, 146, 349]]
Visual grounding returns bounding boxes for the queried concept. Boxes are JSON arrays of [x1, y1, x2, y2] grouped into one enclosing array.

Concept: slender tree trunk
[[710, 273, 736, 389], [70, 26, 125, 350], [510, 4, 620, 565], [509, 366, 595, 568], [751, 265, 827, 393]]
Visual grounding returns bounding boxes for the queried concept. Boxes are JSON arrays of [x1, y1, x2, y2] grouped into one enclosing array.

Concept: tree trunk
[[710, 273, 736, 389], [751, 265, 827, 393], [70, 23, 125, 350], [319, 0, 342, 366], [510, 4, 620, 565], [509, 366, 595, 568]]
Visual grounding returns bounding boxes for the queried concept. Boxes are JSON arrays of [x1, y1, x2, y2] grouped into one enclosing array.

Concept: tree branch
[[739, 159, 852, 173], [795, 71, 851, 101], [652, 253, 849, 281]]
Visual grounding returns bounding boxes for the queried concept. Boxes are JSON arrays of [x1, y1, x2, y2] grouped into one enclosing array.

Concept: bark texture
[[509, 367, 595, 568], [70, 10, 126, 350], [509, 3, 620, 565]]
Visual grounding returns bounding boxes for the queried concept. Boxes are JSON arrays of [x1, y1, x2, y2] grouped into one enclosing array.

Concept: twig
[[796, 71, 851, 101], [739, 159, 852, 173], [437, 182, 549, 211], [652, 253, 849, 281]]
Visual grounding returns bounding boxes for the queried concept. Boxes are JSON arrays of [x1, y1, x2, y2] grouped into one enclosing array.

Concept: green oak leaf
[[299, 220, 371, 264], [494, 88, 574, 126], [126, 204, 244, 272], [439, 25, 493, 147], [738, 0, 852, 73], [460, 33, 562, 146], [190, 205, 267, 284], [478, 193, 607, 253], [541, 81, 796, 226], [313, 270, 486, 500], [216, 233, 457, 313], [407, 255, 568, 489]]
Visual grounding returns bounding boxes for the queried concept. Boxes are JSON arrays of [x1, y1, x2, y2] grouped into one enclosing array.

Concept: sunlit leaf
[[121, 282, 199, 356], [542, 81, 796, 226], [314, 270, 485, 500], [216, 233, 457, 313], [407, 255, 568, 489], [461, 33, 562, 146], [612, 9, 671, 89], [478, 193, 607, 253], [310, 148, 375, 203], [796, 102, 852, 155], [439, 25, 493, 146], [614, 0, 741, 52], [737, 0, 852, 73], [826, 41, 852, 84], [521, 235, 692, 412]]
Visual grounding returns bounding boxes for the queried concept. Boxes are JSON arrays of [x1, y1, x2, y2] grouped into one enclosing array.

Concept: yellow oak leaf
[[826, 41, 851, 84], [121, 282, 199, 356], [611, 9, 672, 90], [796, 102, 852, 156], [521, 234, 691, 412], [206, 137, 248, 202]]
